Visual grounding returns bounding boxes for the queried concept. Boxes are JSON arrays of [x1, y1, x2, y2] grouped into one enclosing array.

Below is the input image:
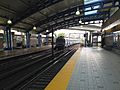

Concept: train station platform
[[45, 47, 120, 90], [0, 45, 51, 59]]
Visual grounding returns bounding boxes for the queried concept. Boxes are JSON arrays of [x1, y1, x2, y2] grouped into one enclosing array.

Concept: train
[[54, 36, 65, 50]]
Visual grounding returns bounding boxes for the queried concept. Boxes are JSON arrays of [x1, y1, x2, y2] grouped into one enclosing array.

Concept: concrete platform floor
[[67, 47, 120, 90]]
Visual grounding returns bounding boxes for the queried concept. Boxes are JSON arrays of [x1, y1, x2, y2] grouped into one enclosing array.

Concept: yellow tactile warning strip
[[45, 48, 81, 90]]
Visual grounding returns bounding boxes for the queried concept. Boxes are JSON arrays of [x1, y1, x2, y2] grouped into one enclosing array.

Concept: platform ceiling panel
[[40, 8, 55, 18], [0, 6, 15, 19], [29, 12, 46, 22], [0, 0, 28, 15], [12, 0, 65, 24], [14, 22, 31, 29], [16, 0, 82, 31], [49, 0, 83, 15], [22, 17, 37, 24]]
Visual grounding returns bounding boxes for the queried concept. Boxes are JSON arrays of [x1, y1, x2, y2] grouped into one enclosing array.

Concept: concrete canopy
[[0, 0, 119, 34]]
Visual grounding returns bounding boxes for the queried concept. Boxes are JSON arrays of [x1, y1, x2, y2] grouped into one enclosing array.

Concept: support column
[[46, 34, 49, 45], [89, 32, 91, 43], [8, 27, 12, 49], [97, 35, 98, 46], [66, 39, 69, 46], [26, 32, 30, 48], [11, 32, 14, 49], [5, 27, 9, 49], [51, 28, 54, 58], [38, 34, 42, 47], [92, 33, 93, 46], [69, 33, 71, 45], [89, 31, 92, 46], [84, 33, 88, 47], [101, 34, 105, 48], [4, 26, 12, 50]]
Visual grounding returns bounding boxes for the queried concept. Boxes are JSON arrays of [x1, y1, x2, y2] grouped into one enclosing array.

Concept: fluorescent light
[[7, 19, 12, 24]]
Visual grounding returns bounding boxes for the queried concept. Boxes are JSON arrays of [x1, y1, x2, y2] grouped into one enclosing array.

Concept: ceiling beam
[[19, 0, 30, 6], [0, 3, 17, 14], [39, 11, 48, 18], [35, 0, 119, 28], [20, 21, 33, 26], [41, 11, 108, 27], [13, 26, 28, 31], [30, 11, 108, 33], [29, 17, 38, 21]]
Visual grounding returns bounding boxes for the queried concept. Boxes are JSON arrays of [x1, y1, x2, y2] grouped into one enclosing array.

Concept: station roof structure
[[0, 0, 119, 34]]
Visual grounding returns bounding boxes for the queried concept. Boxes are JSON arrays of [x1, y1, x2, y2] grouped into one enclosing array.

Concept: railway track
[[0, 49, 52, 80], [0, 44, 79, 90]]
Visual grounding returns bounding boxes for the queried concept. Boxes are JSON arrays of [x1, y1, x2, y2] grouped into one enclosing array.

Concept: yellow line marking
[[45, 48, 81, 90]]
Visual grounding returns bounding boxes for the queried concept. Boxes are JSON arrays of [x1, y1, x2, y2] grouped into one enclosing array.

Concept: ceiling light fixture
[[46, 30, 49, 32], [33, 26, 37, 30], [76, 7, 80, 15], [79, 19, 82, 24], [7, 19, 12, 24]]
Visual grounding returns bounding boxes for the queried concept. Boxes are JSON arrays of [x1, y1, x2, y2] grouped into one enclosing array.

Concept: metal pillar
[[97, 35, 98, 46], [11, 32, 14, 49], [101, 34, 105, 48], [89, 32, 91, 43], [38, 34, 42, 47], [85, 39, 87, 47], [69, 33, 71, 45], [46, 34, 49, 45], [8, 27, 12, 49], [84, 33, 88, 47], [67, 39, 69, 46], [26, 32, 30, 48], [89, 31, 92, 46], [5, 27, 9, 49], [5, 26, 12, 50], [51, 28, 54, 58]]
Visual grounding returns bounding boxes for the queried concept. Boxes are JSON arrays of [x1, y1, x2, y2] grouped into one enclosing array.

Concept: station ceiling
[[0, 0, 119, 34]]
